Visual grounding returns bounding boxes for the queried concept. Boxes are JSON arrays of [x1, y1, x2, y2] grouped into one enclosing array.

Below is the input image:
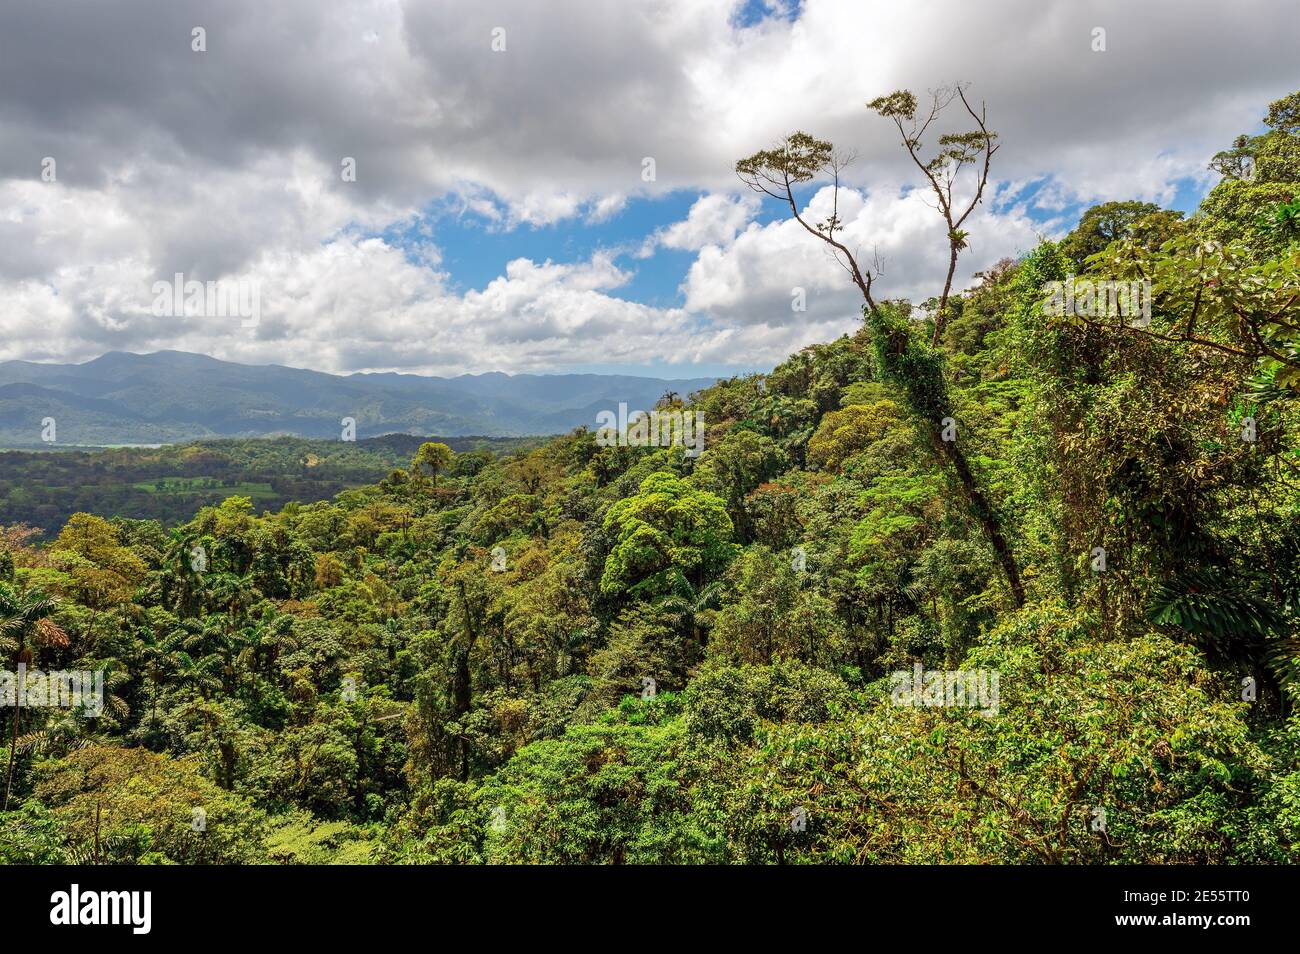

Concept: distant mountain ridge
[[0, 351, 717, 446]]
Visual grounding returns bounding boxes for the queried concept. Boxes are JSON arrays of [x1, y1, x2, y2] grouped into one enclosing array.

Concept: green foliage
[[719, 605, 1274, 864], [0, 434, 533, 536], [412, 441, 454, 486], [2, 88, 1299, 865], [599, 472, 738, 599], [264, 811, 375, 864], [478, 719, 706, 864], [807, 401, 904, 472], [1059, 200, 1186, 270], [31, 745, 268, 864], [709, 546, 846, 666], [1201, 89, 1300, 254], [735, 131, 834, 187]]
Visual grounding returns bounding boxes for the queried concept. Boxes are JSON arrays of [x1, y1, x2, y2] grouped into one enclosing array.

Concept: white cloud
[[648, 193, 761, 255], [682, 184, 1042, 322], [0, 0, 1293, 373]]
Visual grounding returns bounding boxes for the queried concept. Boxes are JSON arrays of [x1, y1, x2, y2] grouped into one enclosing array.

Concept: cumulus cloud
[[0, 0, 1293, 373], [683, 185, 1043, 323], [644, 193, 761, 256]]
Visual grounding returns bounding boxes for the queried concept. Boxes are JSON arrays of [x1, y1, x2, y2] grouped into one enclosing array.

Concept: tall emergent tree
[[412, 441, 454, 489], [735, 86, 1025, 606]]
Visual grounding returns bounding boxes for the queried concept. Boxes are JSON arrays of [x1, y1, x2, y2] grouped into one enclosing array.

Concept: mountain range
[[0, 351, 717, 446]]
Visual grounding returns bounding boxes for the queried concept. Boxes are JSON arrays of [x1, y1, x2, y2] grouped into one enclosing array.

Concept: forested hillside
[[2, 90, 1299, 865], [0, 434, 539, 536]]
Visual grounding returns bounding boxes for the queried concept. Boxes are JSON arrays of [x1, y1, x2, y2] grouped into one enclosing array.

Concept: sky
[[0, 0, 1294, 378]]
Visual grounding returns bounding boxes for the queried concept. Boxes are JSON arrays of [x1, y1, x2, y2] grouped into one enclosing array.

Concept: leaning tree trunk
[[933, 243, 961, 347], [868, 305, 1026, 608], [931, 432, 1026, 606]]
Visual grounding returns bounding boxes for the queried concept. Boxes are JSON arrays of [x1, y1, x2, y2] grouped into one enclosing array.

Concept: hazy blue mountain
[[0, 351, 717, 446]]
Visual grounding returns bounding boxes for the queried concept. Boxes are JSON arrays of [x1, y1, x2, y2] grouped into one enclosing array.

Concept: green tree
[[806, 400, 904, 472], [412, 442, 454, 488], [600, 472, 738, 600], [1058, 200, 1184, 270], [1201, 89, 1300, 253]]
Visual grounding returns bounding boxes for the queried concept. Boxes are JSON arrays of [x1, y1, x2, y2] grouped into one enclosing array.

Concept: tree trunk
[[933, 244, 960, 346], [870, 306, 1027, 608], [934, 435, 1026, 607]]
